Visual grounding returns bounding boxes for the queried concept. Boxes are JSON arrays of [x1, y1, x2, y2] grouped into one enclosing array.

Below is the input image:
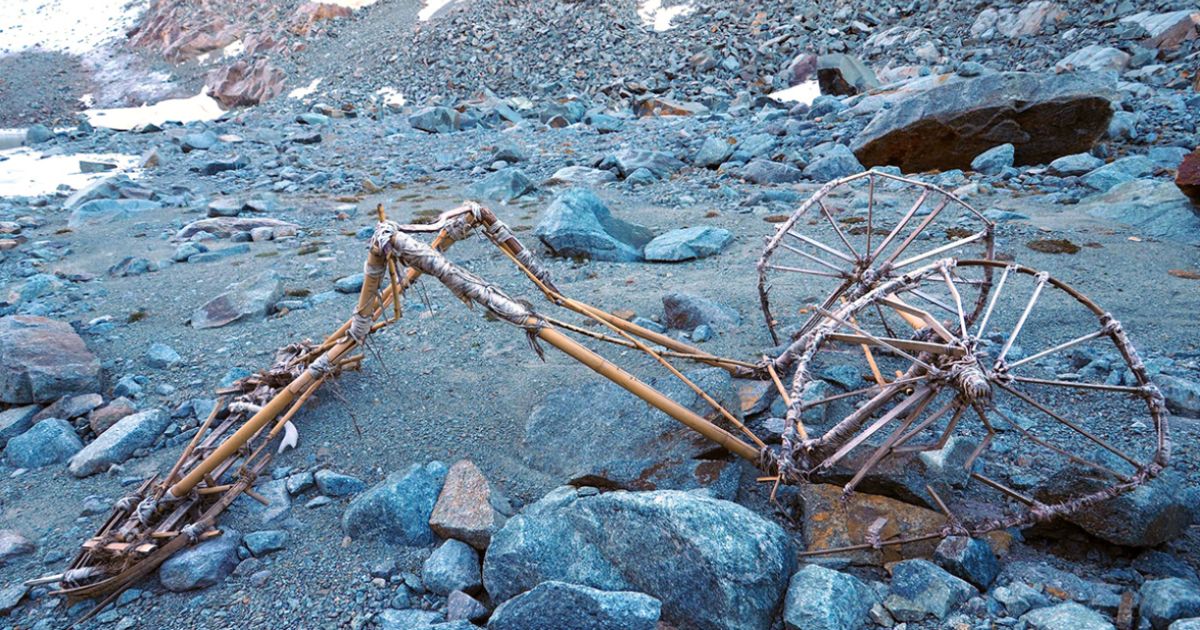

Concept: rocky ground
[[1, 0, 1200, 629]]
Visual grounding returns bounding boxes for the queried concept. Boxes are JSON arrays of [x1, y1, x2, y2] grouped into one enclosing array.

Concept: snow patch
[[84, 91, 226, 131], [0, 147, 138, 197], [637, 0, 696, 32], [375, 87, 406, 107], [419, 0, 458, 21], [0, 0, 147, 55], [328, 0, 379, 7], [769, 80, 821, 106], [288, 78, 323, 100]]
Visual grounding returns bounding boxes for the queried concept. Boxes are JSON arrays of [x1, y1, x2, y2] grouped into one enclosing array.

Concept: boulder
[[606, 149, 685, 179], [483, 487, 795, 630], [993, 582, 1052, 617], [68, 199, 163, 228], [314, 470, 365, 497], [1176, 149, 1200, 205], [145, 343, 182, 369], [783, 564, 878, 630], [206, 59, 285, 107], [933, 536, 999, 589], [533, 189, 652, 262], [447, 590, 489, 623], [543, 166, 617, 187], [88, 397, 137, 434], [740, 159, 803, 184], [803, 145, 865, 181], [0, 530, 34, 565], [4, 418, 82, 468], [69, 409, 170, 477], [243, 530, 288, 557], [1119, 10, 1200, 50], [883, 559, 977, 622], [158, 530, 241, 591], [816, 54, 879, 96], [191, 271, 283, 329], [489, 581, 661, 630], [1047, 152, 1104, 176], [1141, 579, 1200, 630], [971, 2, 1066, 38], [422, 539, 481, 596], [662, 293, 740, 331], [693, 137, 735, 169], [1081, 156, 1155, 192], [852, 72, 1114, 172], [429, 459, 506, 550], [1158, 374, 1200, 418], [468, 168, 535, 202], [377, 609, 444, 629], [409, 107, 461, 133], [798, 484, 947, 566], [0, 405, 39, 449], [642, 226, 732, 262], [0, 316, 100, 404], [970, 143, 1015, 175], [524, 367, 741, 498], [342, 461, 448, 544], [1056, 45, 1132, 73], [174, 217, 299, 241], [1021, 602, 1115, 630], [1081, 180, 1200, 245]]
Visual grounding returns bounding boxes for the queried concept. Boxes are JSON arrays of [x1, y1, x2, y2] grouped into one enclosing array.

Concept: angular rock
[[1158, 375, 1200, 419], [971, 143, 1015, 175], [543, 166, 617, 187], [489, 581, 661, 630], [662, 293, 740, 331], [206, 59, 285, 107], [342, 461, 448, 544], [243, 478, 291, 525], [693, 137, 735, 169], [243, 530, 287, 557], [145, 343, 182, 369], [993, 581, 1052, 617], [468, 168, 534, 202], [0, 530, 34, 565], [1119, 10, 1200, 50], [883, 559, 977, 622], [971, 2, 1066, 38], [533, 189, 652, 262], [783, 564, 877, 630], [69, 409, 169, 477], [191, 271, 283, 329], [422, 539, 481, 596], [0, 582, 26, 615], [1021, 602, 1116, 630], [0, 405, 39, 448], [1048, 152, 1105, 176], [89, 397, 137, 434], [1081, 180, 1200, 245], [608, 149, 685, 179], [740, 159, 803, 184], [483, 488, 794, 630], [314, 470, 366, 497], [634, 97, 708, 117], [0, 316, 99, 405], [852, 72, 1114, 172], [174, 217, 299, 241], [158, 530, 241, 591], [409, 107, 460, 133], [68, 199, 163, 228], [1177, 149, 1200, 205], [933, 536, 999, 589], [378, 609, 444, 629], [198, 154, 249, 176], [4, 418, 82, 468], [446, 590, 488, 623], [816, 54, 879, 97], [799, 484, 947, 566], [429, 459, 505, 550], [1056, 45, 1132, 73], [804, 145, 865, 181], [1142, 579, 1200, 630], [1081, 156, 1154, 192], [642, 226, 732, 262]]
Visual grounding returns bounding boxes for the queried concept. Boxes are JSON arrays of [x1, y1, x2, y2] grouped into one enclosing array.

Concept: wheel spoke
[[815, 307, 935, 371], [799, 375, 928, 409], [820, 385, 937, 470], [786, 230, 856, 264], [994, 272, 1048, 368], [775, 242, 851, 275], [765, 264, 846, 279], [871, 189, 928, 260], [1006, 376, 1144, 394], [994, 381, 1142, 468], [816, 199, 860, 261], [879, 196, 951, 267], [1005, 329, 1108, 370], [975, 264, 1013, 340], [940, 266, 969, 338], [891, 229, 987, 270], [989, 405, 1130, 482], [824, 333, 965, 357]]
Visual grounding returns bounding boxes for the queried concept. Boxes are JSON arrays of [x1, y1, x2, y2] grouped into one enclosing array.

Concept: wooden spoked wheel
[[757, 170, 996, 347]]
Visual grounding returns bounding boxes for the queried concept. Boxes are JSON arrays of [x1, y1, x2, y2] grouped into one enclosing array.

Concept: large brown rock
[[1120, 10, 1200, 50], [0, 316, 100, 404], [851, 72, 1114, 172], [799, 484, 946, 566], [429, 460, 506, 550], [206, 59, 286, 108], [1176, 149, 1200, 205], [290, 2, 353, 36]]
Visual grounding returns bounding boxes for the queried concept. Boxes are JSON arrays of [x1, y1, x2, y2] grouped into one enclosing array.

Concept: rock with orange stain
[[799, 483, 946, 566]]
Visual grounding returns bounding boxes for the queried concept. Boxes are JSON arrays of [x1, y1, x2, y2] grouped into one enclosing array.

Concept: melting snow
[[0, 147, 138, 197], [288, 78, 324, 100], [419, 0, 458, 21], [84, 91, 226, 131], [769, 80, 822, 106], [637, 0, 696, 31], [375, 87, 406, 107], [0, 0, 146, 55], [327, 0, 380, 7]]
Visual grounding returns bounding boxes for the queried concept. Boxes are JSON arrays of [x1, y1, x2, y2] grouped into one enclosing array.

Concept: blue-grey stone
[[334, 274, 365, 294], [422, 539, 481, 596], [1134, 550, 1200, 583], [783, 564, 877, 630], [970, 143, 1015, 175], [315, 469, 366, 497], [533, 189, 652, 262], [731, 133, 778, 163], [378, 609, 444, 629], [741, 159, 803, 184], [984, 209, 1030, 222], [883, 559, 977, 622], [187, 243, 250, 264], [489, 581, 661, 630], [693, 137, 734, 168], [643, 226, 732, 262], [1081, 156, 1154, 192], [691, 324, 713, 342], [0, 405, 39, 449], [198, 155, 248, 176], [296, 113, 330, 125], [112, 375, 143, 398], [1021, 602, 1115, 630], [145, 343, 181, 369], [243, 530, 288, 557], [1107, 110, 1137, 141], [158, 530, 241, 591], [68, 199, 163, 228], [483, 488, 794, 630], [173, 242, 209, 262], [69, 409, 169, 477], [992, 581, 1051, 617], [624, 167, 659, 186], [182, 130, 218, 151], [1047, 152, 1105, 176], [469, 168, 534, 202], [606, 149, 685, 179], [804, 144, 865, 181], [1142, 579, 1200, 630], [1148, 146, 1190, 170], [662, 293, 740, 331], [933, 536, 999, 589], [25, 124, 53, 144], [4, 418, 82, 468], [108, 257, 156, 276], [409, 107, 460, 133], [342, 462, 448, 544]]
